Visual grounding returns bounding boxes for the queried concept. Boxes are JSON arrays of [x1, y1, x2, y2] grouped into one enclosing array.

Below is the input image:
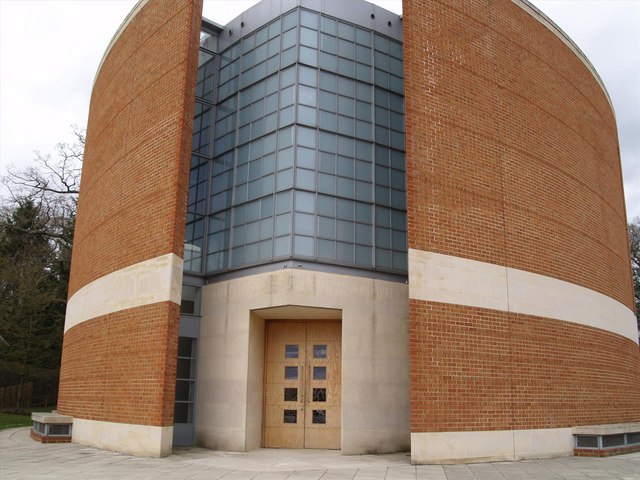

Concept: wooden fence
[[0, 381, 58, 410], [0, 382, 33, 410]]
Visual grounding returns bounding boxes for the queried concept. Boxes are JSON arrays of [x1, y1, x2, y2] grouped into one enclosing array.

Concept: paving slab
[[1, 428, 640, 480]]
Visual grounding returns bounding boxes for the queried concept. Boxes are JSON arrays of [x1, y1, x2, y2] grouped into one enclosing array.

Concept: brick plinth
[[30, 430, 71, 444], [574, 445, 640, 457]]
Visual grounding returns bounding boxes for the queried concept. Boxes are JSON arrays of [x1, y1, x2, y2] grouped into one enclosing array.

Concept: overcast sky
[[0, 0, 638, 220]]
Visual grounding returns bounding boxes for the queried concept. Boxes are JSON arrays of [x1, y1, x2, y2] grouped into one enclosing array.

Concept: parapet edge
[[92, 0, 150, 87], [512, 0, 615, 116]]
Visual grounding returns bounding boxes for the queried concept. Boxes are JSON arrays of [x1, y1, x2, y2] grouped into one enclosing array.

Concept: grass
[[0, 407, 55, 431], [0, 411, 33, 430]]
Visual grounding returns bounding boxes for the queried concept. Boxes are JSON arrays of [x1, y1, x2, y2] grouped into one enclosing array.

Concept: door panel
[[302, 322, 341, 449], [264, 323, 306, 448], [264, 321, 341, 449]]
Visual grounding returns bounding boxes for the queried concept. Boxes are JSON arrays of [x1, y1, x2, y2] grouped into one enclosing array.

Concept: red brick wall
[[69, 0, 202, 298], [404, 0, 640, 433], [58, 303, 180, 425], [58, 0, 202, 427], [410, 299, 640, 432]]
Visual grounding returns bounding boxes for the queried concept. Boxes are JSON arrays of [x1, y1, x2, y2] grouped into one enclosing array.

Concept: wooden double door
[[264, 321, 341, 449]]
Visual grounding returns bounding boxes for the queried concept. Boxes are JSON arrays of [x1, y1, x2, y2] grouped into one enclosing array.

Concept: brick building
[[56, 0, 640, 462]]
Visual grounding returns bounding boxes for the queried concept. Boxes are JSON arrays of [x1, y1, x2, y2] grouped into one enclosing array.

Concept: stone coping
[[572, 423, 640, 435], [31, 412, 73, 424]]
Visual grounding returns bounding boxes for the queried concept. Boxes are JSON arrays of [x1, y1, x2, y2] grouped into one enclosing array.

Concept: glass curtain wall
[[185, 7, 407, 277]]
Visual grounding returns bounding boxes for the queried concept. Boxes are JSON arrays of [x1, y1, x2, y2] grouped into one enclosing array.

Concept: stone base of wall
[[411, 428, 574, 464]]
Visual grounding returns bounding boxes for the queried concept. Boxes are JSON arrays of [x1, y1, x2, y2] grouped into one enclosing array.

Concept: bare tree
[[1, 125, 83, 247], [3, 125, 83, 197]]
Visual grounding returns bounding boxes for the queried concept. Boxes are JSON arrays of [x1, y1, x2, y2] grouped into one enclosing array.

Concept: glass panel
[[294, 235, 314, 256], [312, 388, 326, 402], [278, 147, 293, 170], [297, 147, 316, 169], [48, 424, 70, 436], [300, 46, 318, 66], [295, 168, 316, 190], [321, 16, 337, 35], [322, 33, 337, 54], [282, 46, 297, 67], [176, 358, 194, 379], [282, 29, 297, 50], [175, 380, 194, 402], [313, 345, 327, 358], [318, 195, 335, 216], [275, 213, 292, 236], [337, 242, 354, 263], [180, 286, 201, 315], [628, 432, 640, 444], [277, 168, 293, 190], [295, 190, 315, 213], [275, 235, 291, 257], [355, 245, 372, 265], [276, 190, 292, 213], [297, 126, 317, 148], [576, 435, 599, 448], [299, 85, 318, 107], [602, 434, 625, 448], [319, 111, 337, 130], [295, 212, 315, 235], [174, 402, 193, 423], [178, 337, 195, 357], [317, 238, 335, 259], [284, 388, 298, 401], [284, 366, 298, 379], [299, 65, 318, 87], [285, 344, 299, 358], [312, 410, 326, 424], [33, 421, 45, 434], [318, 217, 335, 239], [336, 220, 353, 242], [300, 27, 318, 48], [284, 409, 297, 423], [313, 366, 326, 380], [300, 10, 319, 28]]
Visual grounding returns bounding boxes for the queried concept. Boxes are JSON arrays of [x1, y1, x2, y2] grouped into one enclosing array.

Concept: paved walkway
[[1, 427, 639, 479]]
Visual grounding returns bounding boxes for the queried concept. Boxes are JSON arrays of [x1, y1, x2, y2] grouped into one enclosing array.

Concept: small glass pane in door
[[313, 366, 326, 379], [284, 388, 298, 401], [285, 344, 299, 358], [313, 344, 327, 358], [312, 388, 326, 402], [312, 409, 326, 423], [284, 410, 297, 423]]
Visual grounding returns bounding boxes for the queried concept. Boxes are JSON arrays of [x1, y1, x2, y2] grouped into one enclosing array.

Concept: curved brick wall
[[67, 0, 201, 297], [58, 0, 202, 456], [404, 0, 640, 462]]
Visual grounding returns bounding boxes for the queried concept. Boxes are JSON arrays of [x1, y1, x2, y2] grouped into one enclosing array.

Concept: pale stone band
[[72, 418, 172, 457], [408, 249, 639, 343], [411, 428, 573, 463], [64, 253, 183, 333]]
